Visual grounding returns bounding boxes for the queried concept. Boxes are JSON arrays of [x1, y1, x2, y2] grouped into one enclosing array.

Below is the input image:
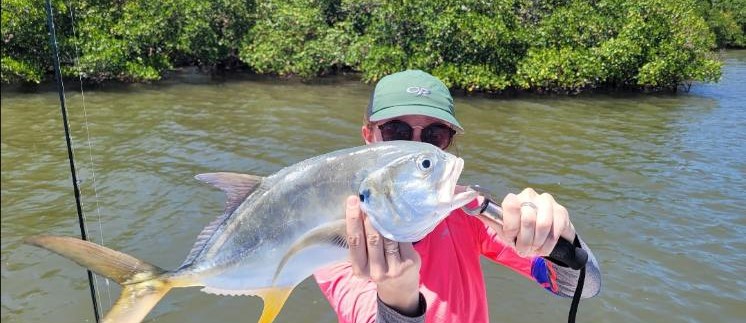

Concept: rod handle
[[544, 236, 588, 270]]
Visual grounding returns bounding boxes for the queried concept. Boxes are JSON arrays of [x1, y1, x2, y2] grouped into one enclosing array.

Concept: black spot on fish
[[359, 189, 370, 203]]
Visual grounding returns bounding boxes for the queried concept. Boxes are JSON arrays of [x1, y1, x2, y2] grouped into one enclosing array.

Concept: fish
[[25, 140, 478, 323]]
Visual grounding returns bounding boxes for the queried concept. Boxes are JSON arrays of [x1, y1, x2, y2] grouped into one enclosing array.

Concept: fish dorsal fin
[[178, 173, 263, 269], [272, 220, 347, 284], [195, 172, 263, 215]]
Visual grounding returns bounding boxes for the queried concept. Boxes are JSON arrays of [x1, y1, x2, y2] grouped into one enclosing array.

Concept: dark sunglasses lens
[[379, 121, 413, 141], [423, 124, 455, 148]]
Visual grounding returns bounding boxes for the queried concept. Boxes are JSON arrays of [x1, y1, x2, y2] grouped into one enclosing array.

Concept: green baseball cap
[[366, 70, 464, 133]]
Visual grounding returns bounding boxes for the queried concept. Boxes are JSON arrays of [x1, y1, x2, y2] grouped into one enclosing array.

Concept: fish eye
[[416, 155, 434, 172]]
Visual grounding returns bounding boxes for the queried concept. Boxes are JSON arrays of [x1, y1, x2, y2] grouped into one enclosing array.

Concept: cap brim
[[368, 105, 464, 134]]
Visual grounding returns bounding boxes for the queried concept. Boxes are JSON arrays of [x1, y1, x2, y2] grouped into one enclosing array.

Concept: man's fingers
[[345, 196, 368, 276], [537, 202, 569, 256], [364, 214, 387, 280], [399, 242, 420, 268], [531, 193, 555, 253], [536, 232, 558, 256], [515, 201, 537, 256], [500, 193, 521, 245], [535, 201, 560, 257], [555, 203, 576, 242], [518, 187, 539, 200], [382, 238, 401, 268]]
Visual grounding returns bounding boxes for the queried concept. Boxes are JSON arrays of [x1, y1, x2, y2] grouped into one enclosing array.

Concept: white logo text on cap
[[406, 86, 431, 96]]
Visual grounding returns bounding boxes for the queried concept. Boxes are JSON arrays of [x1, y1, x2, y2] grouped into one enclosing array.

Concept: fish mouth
[[439, 156, 477, 208], [438, 157, 462, 201]]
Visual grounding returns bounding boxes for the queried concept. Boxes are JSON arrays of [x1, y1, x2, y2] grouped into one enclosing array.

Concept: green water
[[2, 51, 745, 323]]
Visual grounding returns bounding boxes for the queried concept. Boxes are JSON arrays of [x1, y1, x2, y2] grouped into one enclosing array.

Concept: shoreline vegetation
[[2, 0, 744, 94]]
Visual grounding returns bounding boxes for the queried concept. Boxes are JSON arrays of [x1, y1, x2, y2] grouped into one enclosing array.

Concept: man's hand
[[483, 188, 577, 258], [344, 196, 422, 316]]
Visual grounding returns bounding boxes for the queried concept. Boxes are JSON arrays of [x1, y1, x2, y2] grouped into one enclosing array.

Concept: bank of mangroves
[[2, 0, 744, 93]]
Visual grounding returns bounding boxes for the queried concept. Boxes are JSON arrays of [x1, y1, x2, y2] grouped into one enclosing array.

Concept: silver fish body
[[179, 140, 474, 292], [25, 140, 477, 323]]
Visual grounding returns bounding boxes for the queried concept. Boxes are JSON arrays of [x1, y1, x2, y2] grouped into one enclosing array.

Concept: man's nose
[[412, 128, 423, 142]]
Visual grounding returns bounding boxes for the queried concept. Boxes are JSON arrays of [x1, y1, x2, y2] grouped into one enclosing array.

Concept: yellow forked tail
[[25, 235, 177, 323]]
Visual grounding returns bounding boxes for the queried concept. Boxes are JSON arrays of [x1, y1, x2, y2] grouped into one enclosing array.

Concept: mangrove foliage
[[2, 0, 741, 92]]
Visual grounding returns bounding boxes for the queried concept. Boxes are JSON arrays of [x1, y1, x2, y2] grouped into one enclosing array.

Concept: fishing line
[[64, 0, 114, 311], [44, 1, 101, 322]]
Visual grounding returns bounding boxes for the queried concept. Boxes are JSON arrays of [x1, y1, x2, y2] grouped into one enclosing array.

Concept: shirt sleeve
[[376, 293, 427, 323], [314, 262, 378, 323], [314, 262, 428, 323], [470, 215, 535, 280]]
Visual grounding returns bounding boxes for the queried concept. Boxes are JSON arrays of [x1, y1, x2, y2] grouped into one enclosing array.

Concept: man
[[314, 70, 601, 322]]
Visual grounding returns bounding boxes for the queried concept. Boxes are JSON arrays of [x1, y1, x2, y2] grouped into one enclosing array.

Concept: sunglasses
[[377, 120, 456, 149]]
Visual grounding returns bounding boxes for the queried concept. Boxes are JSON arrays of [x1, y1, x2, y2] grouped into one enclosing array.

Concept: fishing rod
[[44, 1, 101, 322]]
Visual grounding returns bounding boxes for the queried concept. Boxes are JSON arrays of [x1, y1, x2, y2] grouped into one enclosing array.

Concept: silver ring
[[385, 247, 400, 255], [520, 201, 538, 211]]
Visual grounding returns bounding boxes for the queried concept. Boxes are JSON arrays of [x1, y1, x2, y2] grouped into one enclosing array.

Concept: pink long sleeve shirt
[[313, 202, 558, 323]]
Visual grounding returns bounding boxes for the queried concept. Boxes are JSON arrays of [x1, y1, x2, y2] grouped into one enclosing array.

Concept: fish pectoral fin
[[255, 287, 294, 323], [195, 172, 264, 215], [272, 220, 347, 284]]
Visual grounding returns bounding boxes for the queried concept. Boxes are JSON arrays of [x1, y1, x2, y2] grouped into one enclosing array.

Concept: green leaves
[[1, 0, 52, 83], [2, 0, 254, 83], [697, 0, 745, 47], [240, 0, 352, 78], [1, 0, 731, 92], [392, 0, 722, 92], [514, 47, 602, 92], [513, 0, 722, 92]]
